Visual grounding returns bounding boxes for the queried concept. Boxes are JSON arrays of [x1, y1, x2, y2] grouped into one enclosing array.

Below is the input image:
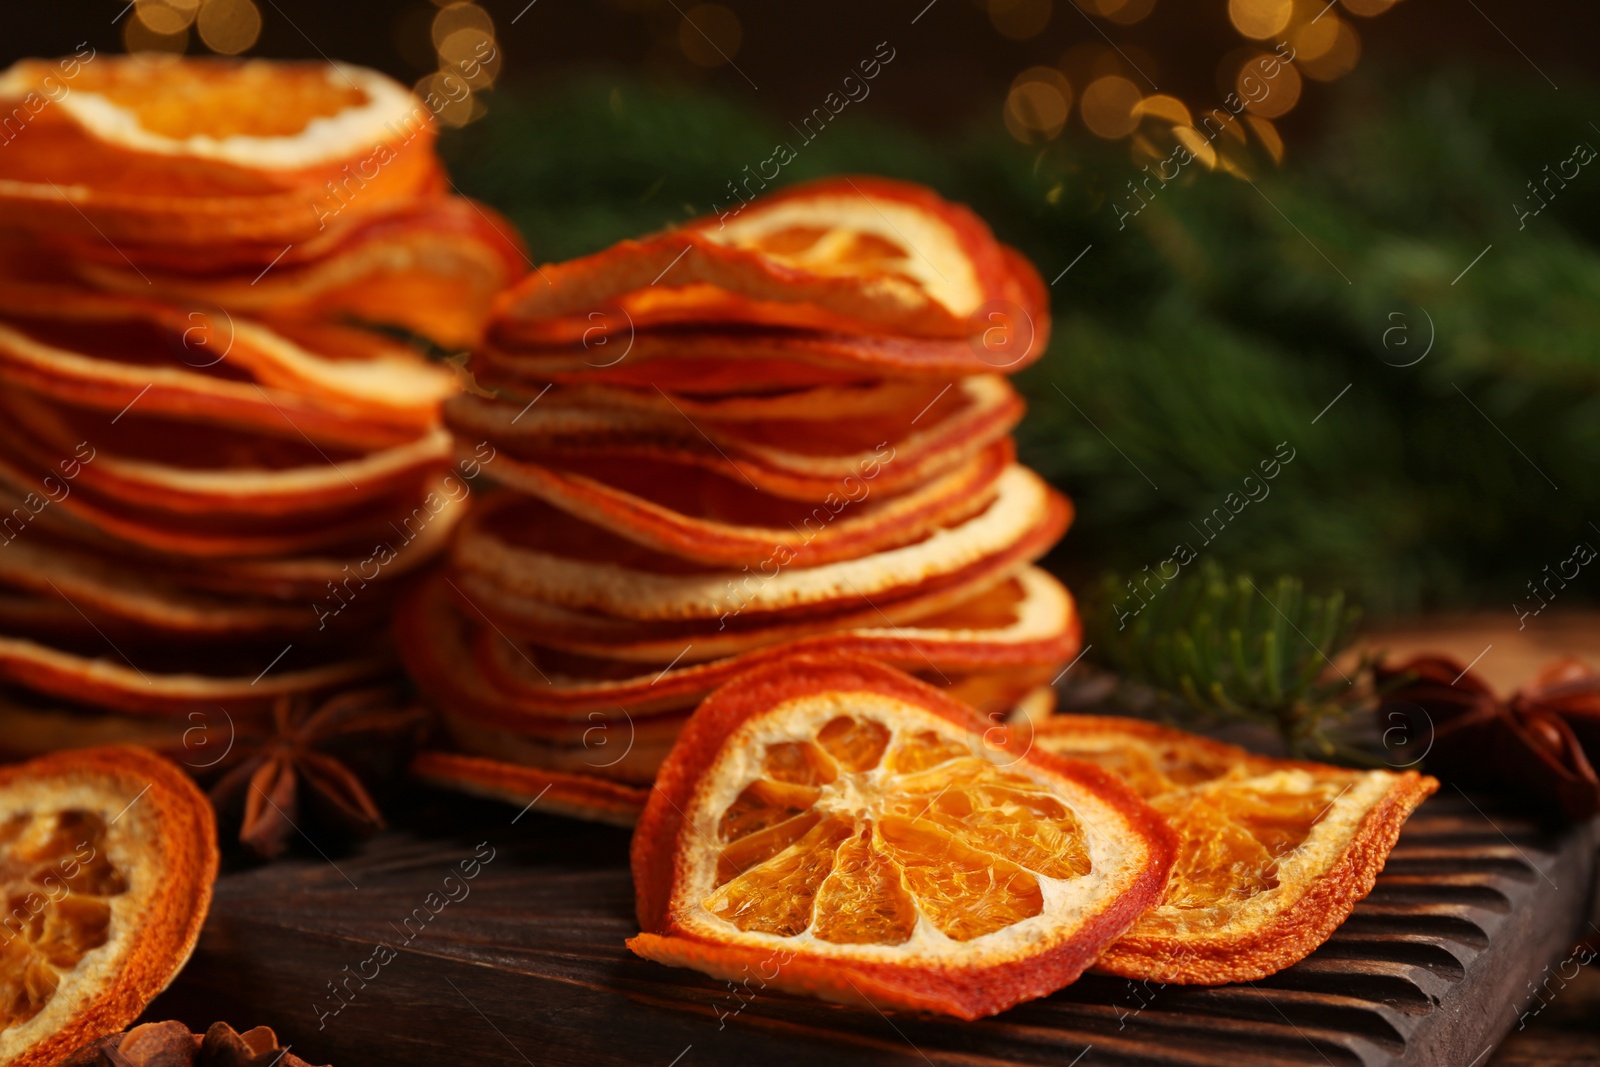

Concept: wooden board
[[143, 788, 1599, 1067]]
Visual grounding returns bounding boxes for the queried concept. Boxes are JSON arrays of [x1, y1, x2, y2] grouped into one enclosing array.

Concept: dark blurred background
[[7, 0, 1600, 622]]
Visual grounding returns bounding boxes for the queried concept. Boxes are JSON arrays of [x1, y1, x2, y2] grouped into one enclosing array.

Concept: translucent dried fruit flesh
[[1146, 780, 1348, 910], [68, 63, 370, 141], [1056, 744, 1238, 800], [0, 810, 126, 1030], [704, 716, 1090, 944], [706, 818, 851, 937], [738, 226, 915, 281], [811, 826, 917, 945]]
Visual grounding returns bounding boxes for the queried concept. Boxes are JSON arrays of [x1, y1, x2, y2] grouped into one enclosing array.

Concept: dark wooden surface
[[142, 788, 1600, 1067]]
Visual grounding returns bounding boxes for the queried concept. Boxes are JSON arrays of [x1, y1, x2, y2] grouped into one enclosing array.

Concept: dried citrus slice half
[[1025, 715, 1438, 983], [0, 746, 217, 1066], [629, 655, 1176, 1018]]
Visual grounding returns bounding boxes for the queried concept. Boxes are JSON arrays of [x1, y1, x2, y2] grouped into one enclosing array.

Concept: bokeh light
[[390, 0, 503, 126], [1004, 67, 1073, 142], [989, 0, 1053, 40], [1228, 0, 1292, 39], [414, 70, 477, 126], [1297, 18, 1361, 80], [1171, 124, 1219, 168], [678, 4, 743, 68], [1080, 75, 1142, 139], [431, 2, 493, 47], [1072, 0, 1155, 23], [1235, 51, 1301, 118], [1340, 0, 1397, 15], [136, 0, 199, 34], [196, 0, 262, 55], [438, 27, 500, 89], [1246, 115, 1284, 162], [125, 12, 189, 52], [1136, 93, 1190, 126]]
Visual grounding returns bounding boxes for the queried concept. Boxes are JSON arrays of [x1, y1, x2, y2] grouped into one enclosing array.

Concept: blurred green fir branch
[[441, 66, 1600, 618], [1084, 562, 1369, 759]]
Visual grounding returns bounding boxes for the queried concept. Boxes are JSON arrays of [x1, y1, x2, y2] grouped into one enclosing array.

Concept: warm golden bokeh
[[195, 0, 263, 56], [1298, 18, 1362, 80], [1080, 74, 1143, 139], [1229, 0, 1293, 40], [135, 0, 198, 35], [1004, 66, 1073, 142], [432, 2, 494, 47], [1011, 0, 1405, 165], [1236, 50, 1302, 117]]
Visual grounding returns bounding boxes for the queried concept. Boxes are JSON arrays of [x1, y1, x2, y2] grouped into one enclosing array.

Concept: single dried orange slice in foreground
[[1027, 715, 1438, 984], [629, 655, 1176, 1019], [0, 746, 217, 1066]]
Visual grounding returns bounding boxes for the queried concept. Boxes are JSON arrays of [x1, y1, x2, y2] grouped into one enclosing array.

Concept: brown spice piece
[[63, 1021, 327, 1067], [207, 687, 426, 859], [1377, 655, 1600, 820]]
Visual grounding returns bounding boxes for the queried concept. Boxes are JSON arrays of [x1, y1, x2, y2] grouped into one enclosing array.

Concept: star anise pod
[[64, 1021, 326, 1067], [1377, 654, 1600, 821], [208, 686, 427, 859]]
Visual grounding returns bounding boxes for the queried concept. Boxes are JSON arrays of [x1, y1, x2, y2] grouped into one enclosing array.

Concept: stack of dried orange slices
[[403, 176, 1081, 823], [0, 57, 516, 760], [623, 655, 1439, 1017], [0, 56, 523, 348]]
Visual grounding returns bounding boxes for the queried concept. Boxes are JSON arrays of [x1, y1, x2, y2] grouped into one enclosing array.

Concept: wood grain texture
[[141, 789, 1600, 1067]]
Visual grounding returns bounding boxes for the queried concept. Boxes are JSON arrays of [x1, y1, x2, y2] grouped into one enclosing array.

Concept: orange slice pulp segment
[[0, 810, 127, 1028], [707, 720, 1092, 944]]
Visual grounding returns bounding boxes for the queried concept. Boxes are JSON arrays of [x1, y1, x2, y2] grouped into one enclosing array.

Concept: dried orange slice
[[73, 199, 527, 349], [1025, 715, 1438, 983], [397, 567, 1077, 788], [465, 567, 1079, 714], [495, 177, 1046, 347], [0, 539, 309, 639], [629, 655, 1175, 1018], [411, 752, 649, 827], [444, 374, 1021, 503], [0, 57, 437, 248], [0, 630, 389, 717], [0, 286, 452, 451], [483, 318, 1040, 382], [474, 440, 1010, 569], [0, 389, 450, 520], [451, 466, 1066, 624], [0, 746, 217, 1066]]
